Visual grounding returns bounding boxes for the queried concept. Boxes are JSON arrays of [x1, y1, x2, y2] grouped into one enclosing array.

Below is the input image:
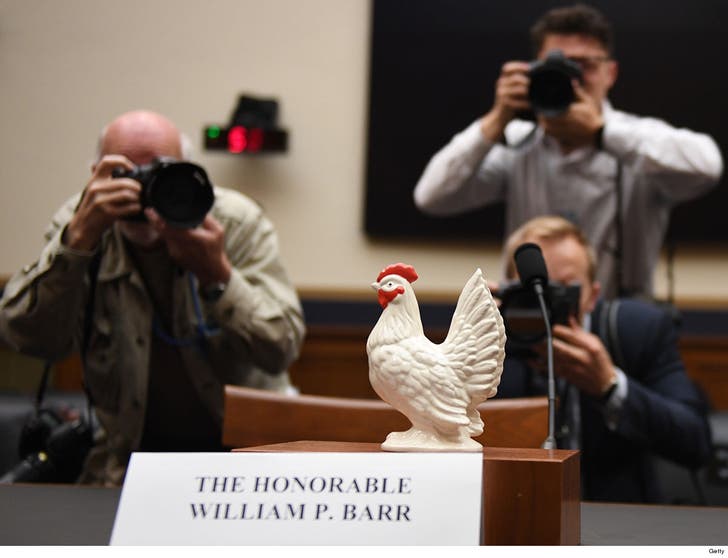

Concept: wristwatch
[[199, 281, 227, 302]]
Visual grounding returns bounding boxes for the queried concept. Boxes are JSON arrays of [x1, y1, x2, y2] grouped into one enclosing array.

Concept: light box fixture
[[204, 95, 288, 154]]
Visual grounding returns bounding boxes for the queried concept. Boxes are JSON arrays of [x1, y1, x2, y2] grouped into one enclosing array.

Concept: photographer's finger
[[144, 207, 166, 232], [92, 178, 142, 197], [552, 323, 588, 346], [88, 188, 140, 211], [199, 214, 224, 234], [552, 338, 591, 372], [501, 88, 530, 106], [501, 61, 531, 76], [499, 78, 529, 98], [487, 280, 502, 306], [93, 155, 135, 178], [83, 179, 141, 210], [572, 80, 591, 103]]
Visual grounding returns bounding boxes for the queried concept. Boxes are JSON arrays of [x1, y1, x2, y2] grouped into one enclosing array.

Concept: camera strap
[[614, 159, 627, 298], [33, 361, 53, 414], [596, 299, 624, 370], [508, 124, 628, 298]]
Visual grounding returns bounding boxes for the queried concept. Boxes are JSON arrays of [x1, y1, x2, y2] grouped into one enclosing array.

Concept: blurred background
[[1, 0, 726, 299]]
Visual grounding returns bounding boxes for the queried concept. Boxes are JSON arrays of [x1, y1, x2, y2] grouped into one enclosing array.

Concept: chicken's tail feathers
[[466, 407, 484, 436], [442, 267, 506, 403], [443, 268, 503, 343]]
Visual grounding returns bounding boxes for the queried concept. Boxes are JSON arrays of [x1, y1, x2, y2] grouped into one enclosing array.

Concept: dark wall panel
[[365, 0, 727, 245]]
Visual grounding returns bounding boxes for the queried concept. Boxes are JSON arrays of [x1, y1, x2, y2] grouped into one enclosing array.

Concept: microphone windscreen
[[514, 242, 549, 286]]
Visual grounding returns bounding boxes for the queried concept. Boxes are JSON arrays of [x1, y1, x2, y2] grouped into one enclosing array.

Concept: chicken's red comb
[[377, 263, 418, 283]]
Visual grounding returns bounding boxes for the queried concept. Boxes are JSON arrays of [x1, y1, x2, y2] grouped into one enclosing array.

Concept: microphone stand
[[534, 282, 556, 450]]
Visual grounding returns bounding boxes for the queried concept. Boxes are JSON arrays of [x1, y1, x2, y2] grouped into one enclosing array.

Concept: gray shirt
[[414, 103, 723, 298]]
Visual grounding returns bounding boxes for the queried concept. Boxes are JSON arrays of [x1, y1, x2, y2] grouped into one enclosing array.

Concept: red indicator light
[[228, 126, 247, 153], [248, 128, 264, 152]]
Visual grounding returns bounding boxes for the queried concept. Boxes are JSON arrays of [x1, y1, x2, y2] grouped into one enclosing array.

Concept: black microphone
[[514, 242, 548, 290], [514, 242, 557, 450]]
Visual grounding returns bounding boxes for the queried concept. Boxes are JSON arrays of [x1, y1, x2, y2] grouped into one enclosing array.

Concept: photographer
[[413, 3, 722, 299], [0, 110, 305, 486], [495, 215, 711, 503]]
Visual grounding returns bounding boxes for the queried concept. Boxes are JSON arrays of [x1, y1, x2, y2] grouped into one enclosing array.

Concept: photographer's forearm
[[480, 109, 512, 143], [64, 215, 102, 252], [602, 115, 723, 192]]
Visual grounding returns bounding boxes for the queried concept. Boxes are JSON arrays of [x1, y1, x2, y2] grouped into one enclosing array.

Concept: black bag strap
[[35, 249, 102, 424], [81, 250, 102, 365], [79, 250, 102, 424]]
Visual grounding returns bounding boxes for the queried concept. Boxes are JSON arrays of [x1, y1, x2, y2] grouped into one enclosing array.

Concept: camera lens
[[147, 162, 214, 228]]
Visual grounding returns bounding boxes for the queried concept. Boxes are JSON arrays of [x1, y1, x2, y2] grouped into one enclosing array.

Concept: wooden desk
[[235, 440, 581, 545], [1, 482, 727, 545]]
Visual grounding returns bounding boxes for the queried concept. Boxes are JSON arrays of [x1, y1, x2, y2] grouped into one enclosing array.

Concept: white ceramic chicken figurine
[[367, 263, 506, 452]]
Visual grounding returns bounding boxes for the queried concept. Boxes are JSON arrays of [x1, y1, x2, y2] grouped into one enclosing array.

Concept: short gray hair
[[94, 126, 194, 163]]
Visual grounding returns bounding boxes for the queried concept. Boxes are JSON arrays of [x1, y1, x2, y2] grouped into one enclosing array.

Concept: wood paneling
[[290, 326, 728, 410], [679, 336, 728, 410], [38, 325, 728, 411], [289, 326, 375, 399]]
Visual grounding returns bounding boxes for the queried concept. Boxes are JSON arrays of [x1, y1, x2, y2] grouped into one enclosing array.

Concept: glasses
[[568, 56, 610, 72]]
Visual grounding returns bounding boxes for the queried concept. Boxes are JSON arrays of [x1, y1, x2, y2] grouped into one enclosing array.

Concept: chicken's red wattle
[[378, 286, 404, 309]]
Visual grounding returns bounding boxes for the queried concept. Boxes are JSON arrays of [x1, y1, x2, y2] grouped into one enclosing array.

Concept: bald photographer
[[0, 110, 305, 486]]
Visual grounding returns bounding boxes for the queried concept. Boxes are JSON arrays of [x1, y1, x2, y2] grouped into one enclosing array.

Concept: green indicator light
[[207, 126, 221, 139]]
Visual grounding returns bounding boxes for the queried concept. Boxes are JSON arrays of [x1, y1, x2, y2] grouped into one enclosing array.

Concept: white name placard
[[110, 451, 483, 545]]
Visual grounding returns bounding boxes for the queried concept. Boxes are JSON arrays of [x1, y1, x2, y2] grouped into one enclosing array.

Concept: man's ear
[[606, 60, 618, 90], [584, 281, 601, 314]]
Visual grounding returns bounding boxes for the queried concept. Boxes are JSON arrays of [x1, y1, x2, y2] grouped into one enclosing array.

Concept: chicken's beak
[[370, 281, 380, 291]]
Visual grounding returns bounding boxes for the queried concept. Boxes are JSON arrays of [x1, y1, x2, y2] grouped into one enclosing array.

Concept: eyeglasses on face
[[568, 55, 610, 71]]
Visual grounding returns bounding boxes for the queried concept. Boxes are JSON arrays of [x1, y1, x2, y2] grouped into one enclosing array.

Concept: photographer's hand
[[480, 61, 531, 142], [534, 317, 617, 397], [64, 155, 142, 251], [539, 81, 604, 152], [145, 209, 232, 287], [487, 280, 503, 307]]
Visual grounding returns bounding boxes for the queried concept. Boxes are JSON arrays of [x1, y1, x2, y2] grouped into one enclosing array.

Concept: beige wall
[[1, 0, 726, 302]]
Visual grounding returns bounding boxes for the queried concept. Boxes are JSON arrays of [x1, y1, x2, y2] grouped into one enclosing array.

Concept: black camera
[[528, 49, 583, 116], [0, 409, 93, 484], [495, 281, 580, 353], [112, 158, 214, 228]]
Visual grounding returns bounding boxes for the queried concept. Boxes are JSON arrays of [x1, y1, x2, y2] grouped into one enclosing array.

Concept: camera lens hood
[[528, 49, 582, 117]]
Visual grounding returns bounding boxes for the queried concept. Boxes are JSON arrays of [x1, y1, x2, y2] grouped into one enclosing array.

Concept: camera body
[[528, 49, 583, 116], [496, 280, 581, 355], [112, 158, 214, 228], [0, 409, 93, 484]]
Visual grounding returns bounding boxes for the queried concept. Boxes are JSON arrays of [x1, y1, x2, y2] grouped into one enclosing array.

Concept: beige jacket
[[0, 186, 305, 485]]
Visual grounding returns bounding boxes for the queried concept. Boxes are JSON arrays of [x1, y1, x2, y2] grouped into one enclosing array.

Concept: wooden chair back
[[223, 385, 548, 449]]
